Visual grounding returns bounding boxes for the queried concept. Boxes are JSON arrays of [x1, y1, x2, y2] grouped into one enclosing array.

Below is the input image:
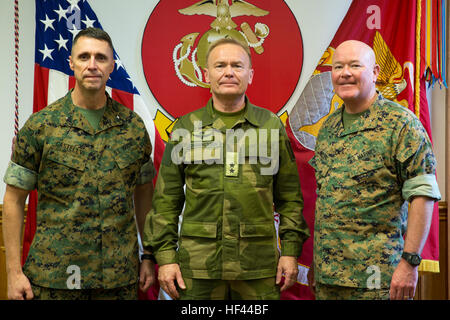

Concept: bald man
[[308, 40, 441, 300]]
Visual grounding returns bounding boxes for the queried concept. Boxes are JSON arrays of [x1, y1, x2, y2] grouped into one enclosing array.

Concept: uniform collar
[[332, 94, 385, 137], [61, 89, 124, 134], [201, 96, 261, 131]]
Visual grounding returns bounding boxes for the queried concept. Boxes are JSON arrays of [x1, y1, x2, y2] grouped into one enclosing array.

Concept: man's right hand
[[7, 272, 34, 300], [158, 263, 186, 300]]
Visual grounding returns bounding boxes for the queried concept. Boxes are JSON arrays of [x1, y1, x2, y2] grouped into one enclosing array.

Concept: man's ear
[[248, 68, 254, 85], [69, 56, 74, 71], [204, 68, 210, 84], [373, 64, 380, 82]]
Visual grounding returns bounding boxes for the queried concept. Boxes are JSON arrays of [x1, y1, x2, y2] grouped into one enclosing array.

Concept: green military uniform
[[3, 90, 155, 292], [310, 95, 441, 298], [144, 98, 309, 298]]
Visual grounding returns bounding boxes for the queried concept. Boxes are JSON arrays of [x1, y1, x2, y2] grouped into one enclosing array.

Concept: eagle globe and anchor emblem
[[142, 0, 304, 142], [172, 0, 271, 88]]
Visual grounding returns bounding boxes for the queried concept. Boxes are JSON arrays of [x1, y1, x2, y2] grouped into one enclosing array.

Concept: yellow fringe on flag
[[418, 259, 440, 273], [414, 0, 421, 119], [414, 1, 440, 274]]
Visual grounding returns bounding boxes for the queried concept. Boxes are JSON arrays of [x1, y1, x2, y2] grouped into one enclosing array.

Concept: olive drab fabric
[[3, 90, 155, 289], [310, 95, 441, 289], [144, 98, 309, 280]]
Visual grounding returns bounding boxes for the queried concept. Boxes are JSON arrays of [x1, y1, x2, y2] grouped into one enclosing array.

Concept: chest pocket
[[185, 144, 223, 190], [113, 145, 144, 187], [349, 154, 384, 184], [45, 148, 87, 187]]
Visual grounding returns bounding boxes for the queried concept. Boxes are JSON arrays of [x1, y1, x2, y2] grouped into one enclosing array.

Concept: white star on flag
[[54, 4, 68, 21], [115, 57, 124, 70], [66, 0, 81, 11], [68, 25, 81, 39], [40, 14, 55, 31], [82, 16, 96, 28], [54, 34, 69, 51], [39, 44, 54, 61]]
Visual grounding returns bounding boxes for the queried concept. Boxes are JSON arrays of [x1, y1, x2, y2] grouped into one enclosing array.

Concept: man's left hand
[[139, 259, 156, 293], [276, 256, 299, 292], [389, 259, 418, 300]]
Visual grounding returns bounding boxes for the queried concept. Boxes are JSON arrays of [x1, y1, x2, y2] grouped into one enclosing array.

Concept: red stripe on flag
[[69, 76, 76, 90], [33, 64, 49, 112], [23, 64, 50, 265], [112, 89, 134, 111]]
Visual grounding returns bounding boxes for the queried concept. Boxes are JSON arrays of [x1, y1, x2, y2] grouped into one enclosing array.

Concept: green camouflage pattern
[[315, 282, 390, 300], [3, 161, 37, 191], [3, 90, 154, 289], [180, 277, 279, 300], [30, 282, 138, 300], [144, 98, 309, 280], [310, 94, 440, 288]]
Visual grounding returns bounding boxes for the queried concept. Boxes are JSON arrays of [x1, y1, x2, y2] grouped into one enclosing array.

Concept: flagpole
[[14, 0, 19, 136]]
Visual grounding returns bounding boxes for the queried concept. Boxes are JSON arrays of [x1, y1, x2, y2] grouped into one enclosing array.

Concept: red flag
[[22, 0, 165, 299], [284, 0, 441, 299]]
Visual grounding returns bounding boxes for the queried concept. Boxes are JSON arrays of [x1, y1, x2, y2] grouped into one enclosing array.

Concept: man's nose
[[341, 65, 351, 76], [87, 56, 97, 69], [224, 65, 234, 76]]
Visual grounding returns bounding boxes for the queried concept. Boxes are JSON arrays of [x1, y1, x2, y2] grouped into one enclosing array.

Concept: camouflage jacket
[[144, 98, 309, 280], [310, 95, 441, 288], [3, 90, 155, 289]]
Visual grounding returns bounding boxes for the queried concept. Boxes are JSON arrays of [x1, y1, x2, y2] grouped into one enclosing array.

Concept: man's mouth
[[84, 75, 101, 79]]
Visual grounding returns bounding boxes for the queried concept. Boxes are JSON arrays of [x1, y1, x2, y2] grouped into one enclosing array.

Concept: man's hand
[[389, 259, 418, 300], [7, 272, 33, 300], [158, 263, 186, 299], [276, 256, 299, 292], [139, 260, 156, 293]]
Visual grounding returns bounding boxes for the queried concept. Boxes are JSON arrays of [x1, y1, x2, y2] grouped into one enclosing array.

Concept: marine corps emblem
[[289, 31, 414, 151], [142, 0, 303, 141]]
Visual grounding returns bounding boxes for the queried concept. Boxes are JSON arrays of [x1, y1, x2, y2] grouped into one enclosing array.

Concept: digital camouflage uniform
[[144, 98, 309, 298], [310, 95, 441, 297], [3, 90, 155, 291]]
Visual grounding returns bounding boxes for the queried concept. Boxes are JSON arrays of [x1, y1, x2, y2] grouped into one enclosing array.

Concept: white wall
[[0, 0, 446, 201], [430, 84, 447, 199]]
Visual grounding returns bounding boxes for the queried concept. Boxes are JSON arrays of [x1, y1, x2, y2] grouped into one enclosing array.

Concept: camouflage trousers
[[30, 282, 138, 300], [179, 277, 280, 300], [315, 282, 390, 300]]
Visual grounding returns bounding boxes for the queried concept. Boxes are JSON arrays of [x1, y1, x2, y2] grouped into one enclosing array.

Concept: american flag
[[33, 0, 164, 160], [23, 0, 164, 299]]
